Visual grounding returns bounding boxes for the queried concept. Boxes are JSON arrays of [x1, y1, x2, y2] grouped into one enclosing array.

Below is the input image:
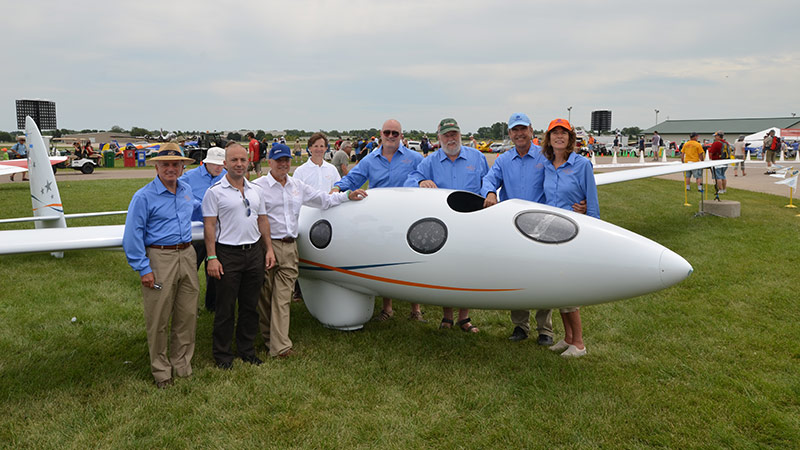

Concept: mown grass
[[0, 178, 798, 448]]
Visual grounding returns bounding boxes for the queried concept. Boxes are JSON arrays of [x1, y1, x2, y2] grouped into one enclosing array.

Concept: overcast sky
[[3, 0, 798, 134]]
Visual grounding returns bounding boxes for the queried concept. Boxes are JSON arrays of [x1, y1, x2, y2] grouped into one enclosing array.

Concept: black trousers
[[192, 241, 218, 311], [212, 242, 265, 364]]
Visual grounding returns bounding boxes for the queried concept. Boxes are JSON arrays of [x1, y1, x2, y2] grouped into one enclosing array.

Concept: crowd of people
[[121, 112, 600, 388]]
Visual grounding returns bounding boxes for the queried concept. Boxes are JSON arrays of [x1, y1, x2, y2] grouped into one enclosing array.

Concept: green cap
[[437, 118, 460, 135]]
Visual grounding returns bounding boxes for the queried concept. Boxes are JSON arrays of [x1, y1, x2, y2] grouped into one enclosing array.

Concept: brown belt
[[276, 237, 295, 243], [148, 242, 192, 250]]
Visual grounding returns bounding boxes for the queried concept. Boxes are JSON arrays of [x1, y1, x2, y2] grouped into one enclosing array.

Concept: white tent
[[742, 127, 800, 150]]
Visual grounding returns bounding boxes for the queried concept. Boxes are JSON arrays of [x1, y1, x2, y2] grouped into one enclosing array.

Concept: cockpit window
[[309, 219, 332, 249], [514, 211, 578, 244], [407, 218, 447, 254], [447, 191, 485, 213]]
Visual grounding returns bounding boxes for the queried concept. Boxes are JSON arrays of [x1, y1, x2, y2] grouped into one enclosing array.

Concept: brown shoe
[[408, 310, 427, 323], [372, 309, 394, 322], [155, 378, 174, 389], [277, 349, 295, 358]]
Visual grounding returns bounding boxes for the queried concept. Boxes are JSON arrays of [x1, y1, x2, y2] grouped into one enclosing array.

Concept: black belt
[[274, 237, 295, 243], [217, 241, 260, 250], [148, 242, 192, 250]]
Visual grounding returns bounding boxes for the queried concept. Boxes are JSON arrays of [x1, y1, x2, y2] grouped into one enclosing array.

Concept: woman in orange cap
[[541, 118, 599, 358]]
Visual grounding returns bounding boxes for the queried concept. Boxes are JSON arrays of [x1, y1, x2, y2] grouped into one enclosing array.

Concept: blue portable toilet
[[136, 149, 147, 167]]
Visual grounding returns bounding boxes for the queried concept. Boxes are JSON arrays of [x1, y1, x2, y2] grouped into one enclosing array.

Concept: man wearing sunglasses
[[202, 143, 276, 369], [254, 144, 367, 358], [332, 119, 425, 323]]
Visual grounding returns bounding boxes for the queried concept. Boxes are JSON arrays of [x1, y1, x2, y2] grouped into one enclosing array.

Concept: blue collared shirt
[[179, 164, 226, 221], [404, 146, 488, 194], [335, 144, 423, 191], [543, 152, 600, 219], [11, 143, 27, 157], [480, 144, 547, 203], [122, 176, 195, 276]]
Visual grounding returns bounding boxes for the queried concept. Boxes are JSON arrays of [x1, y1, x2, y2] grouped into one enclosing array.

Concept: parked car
[[406, 140, 421, 151]]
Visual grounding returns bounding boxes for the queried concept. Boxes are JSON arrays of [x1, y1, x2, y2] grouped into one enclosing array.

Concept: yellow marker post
[[683, 175, 691, 206], [785, 187, 797, 208]]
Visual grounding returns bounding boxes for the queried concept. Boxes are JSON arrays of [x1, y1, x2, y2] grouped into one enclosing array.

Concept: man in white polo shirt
[[203, 143, 276, 369], [252, 143, 366, 358]]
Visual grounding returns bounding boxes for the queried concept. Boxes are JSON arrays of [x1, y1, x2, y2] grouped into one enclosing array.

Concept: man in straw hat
[[122, 143, 199, 389]]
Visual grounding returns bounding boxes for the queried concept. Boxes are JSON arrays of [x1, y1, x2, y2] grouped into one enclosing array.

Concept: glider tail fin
[[26, 116, 67, 235]]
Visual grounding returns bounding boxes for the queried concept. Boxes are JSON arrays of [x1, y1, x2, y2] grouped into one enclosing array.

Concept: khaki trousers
[[258, 240, 298, 357], [510, 309, 553, 337], [142, 246, 199, 382]]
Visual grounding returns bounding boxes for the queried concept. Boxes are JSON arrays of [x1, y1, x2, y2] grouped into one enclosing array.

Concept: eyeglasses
[[242, 195, 251, 217], [382, 130, 400, 138]]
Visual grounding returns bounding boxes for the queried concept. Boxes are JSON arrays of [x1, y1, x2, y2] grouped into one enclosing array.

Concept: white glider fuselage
[[297, 188, 692, 311]]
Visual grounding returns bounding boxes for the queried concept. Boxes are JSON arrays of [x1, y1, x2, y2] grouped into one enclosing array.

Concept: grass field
[[0, 177, 799, 448]]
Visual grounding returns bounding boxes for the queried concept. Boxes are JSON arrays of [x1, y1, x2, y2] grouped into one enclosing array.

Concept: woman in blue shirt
[[542, 118, 599, 358]]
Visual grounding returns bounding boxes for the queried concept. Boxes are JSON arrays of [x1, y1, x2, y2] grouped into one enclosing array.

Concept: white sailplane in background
[[0, 117, 738, 330]]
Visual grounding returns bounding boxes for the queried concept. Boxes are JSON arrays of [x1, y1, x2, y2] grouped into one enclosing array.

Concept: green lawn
[[0, 178, 798, 448]]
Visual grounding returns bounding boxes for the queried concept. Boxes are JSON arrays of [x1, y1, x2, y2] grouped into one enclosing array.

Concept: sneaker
[[372, 309, 394, 322], [698, 188, 704, 193], [408, 310, 427, 323], [537, 334, 554, 346], [686, 186, 691, 191], [549, 339, 570, 352], [560, 345, 587, 358]]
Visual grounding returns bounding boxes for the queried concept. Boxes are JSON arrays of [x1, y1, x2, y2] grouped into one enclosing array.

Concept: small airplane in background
[[0, 154, 67, 177], [0, 117, 738, 330]]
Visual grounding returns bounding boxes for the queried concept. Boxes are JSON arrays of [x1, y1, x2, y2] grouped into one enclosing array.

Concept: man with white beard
[[404, 118, 488, 333]]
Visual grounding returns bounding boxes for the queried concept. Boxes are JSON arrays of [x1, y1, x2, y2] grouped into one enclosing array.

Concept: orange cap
[[547, 118, 572, 133]]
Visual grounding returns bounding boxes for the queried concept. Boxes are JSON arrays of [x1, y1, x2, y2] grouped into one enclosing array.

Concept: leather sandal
[[457, 317, 479, 333], [439, 318, 454, 329]]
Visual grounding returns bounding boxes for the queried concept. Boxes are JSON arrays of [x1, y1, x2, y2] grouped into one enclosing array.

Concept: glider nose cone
[[659, 249, 693, 288]]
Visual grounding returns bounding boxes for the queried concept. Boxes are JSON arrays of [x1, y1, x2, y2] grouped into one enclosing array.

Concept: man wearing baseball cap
[[253, 143, 367, 358], [123, 143, 199, 388], [179, 146, 227, 312], [482, 113, 587, 345], [405, 117, 488, 333], [681, 132, 705, 192]]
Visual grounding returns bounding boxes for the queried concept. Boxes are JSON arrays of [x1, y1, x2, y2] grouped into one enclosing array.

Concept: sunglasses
[[242, 195, 251, 217], [382, 130, 400, 138]]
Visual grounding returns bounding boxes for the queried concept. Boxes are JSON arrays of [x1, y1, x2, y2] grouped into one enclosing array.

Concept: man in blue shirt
[[179, 146, 226, 312], [333, 119, 425, 322], [9, 136, 29, 181], [405, 118, 488, 333], [482, 113, 585, 346], [123, 143, 199, 389]]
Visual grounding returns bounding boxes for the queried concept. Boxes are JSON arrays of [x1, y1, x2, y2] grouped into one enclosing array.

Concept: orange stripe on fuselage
[[32, 203, 63, 211], [300, 258, 522, 292]]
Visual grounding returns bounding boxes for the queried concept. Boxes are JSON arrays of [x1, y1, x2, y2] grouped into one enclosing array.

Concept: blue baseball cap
[[269, 143, 291, 160], [508, 112, 531, 129]]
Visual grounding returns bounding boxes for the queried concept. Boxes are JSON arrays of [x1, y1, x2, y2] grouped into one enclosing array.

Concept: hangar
[[642, 117, 800, 144]]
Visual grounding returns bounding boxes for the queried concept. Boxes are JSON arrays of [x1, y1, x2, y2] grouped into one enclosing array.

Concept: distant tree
[[130, 126, 150, 137], [475, 126, 491, 139], [263, 133, 274, 141], [110, 125, 126, 133], [226, 132, 242, 141], [0, 131, 13, 142], [621, 126, 642, 140], [255, 129, 266, 140]]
